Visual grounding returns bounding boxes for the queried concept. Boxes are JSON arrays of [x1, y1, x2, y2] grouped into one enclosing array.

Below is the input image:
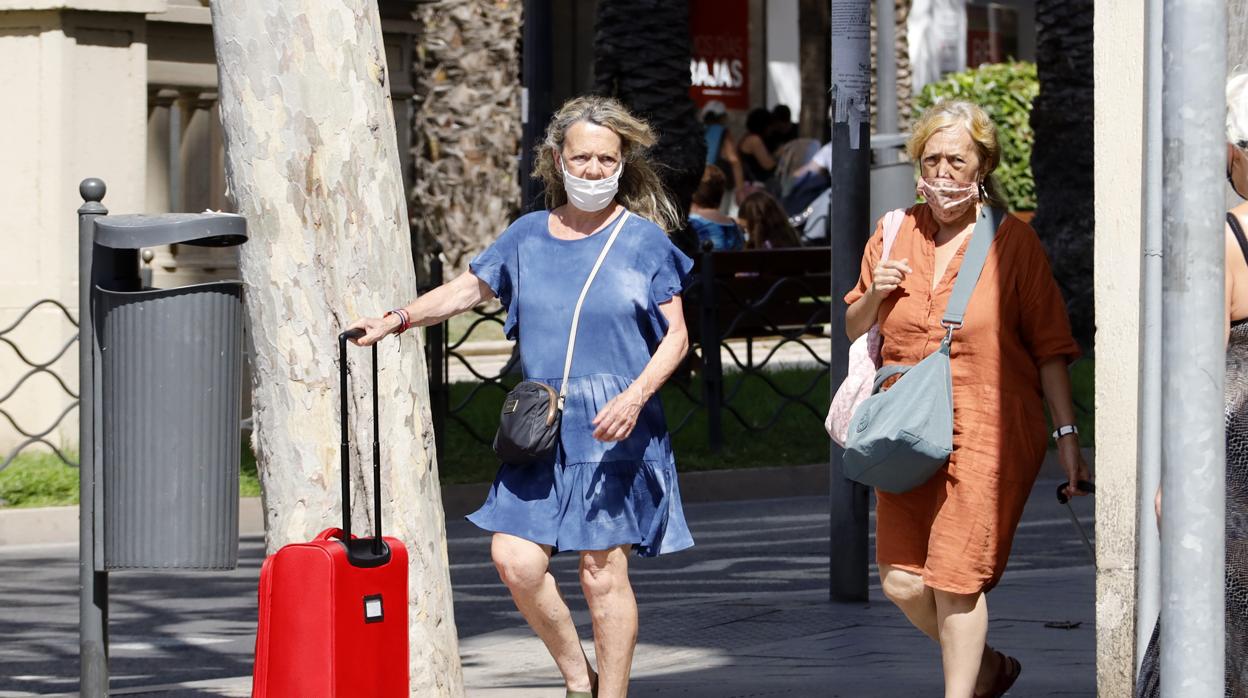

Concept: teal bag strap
[[872, 364, 912, 393], [941, 206, 1004, 329]]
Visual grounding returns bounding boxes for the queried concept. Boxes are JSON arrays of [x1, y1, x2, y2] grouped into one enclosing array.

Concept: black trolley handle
[[339, 328, 384, 555]]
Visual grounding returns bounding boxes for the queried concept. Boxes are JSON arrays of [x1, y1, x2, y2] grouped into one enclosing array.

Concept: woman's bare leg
[[934, 588, 989, 698], [880, 564, 1001, 695], [579, 545, 638, 698], [491, 533, 595, 692]]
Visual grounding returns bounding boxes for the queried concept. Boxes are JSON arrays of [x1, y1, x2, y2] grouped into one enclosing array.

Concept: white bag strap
[[559, 210, 631, 408], [880, 208, 905, 262]]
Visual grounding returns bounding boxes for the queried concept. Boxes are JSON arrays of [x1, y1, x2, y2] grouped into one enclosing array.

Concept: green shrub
[[912, 61, 1039, 212]]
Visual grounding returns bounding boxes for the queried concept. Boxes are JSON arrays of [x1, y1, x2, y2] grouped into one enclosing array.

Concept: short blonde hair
[[532, 96, 682, 232], [907, 99, 1006, 207], [1228, 69, 1248, 144]]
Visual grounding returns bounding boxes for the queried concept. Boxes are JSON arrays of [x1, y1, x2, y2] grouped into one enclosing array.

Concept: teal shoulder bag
[[842, 206, 1004, 494]]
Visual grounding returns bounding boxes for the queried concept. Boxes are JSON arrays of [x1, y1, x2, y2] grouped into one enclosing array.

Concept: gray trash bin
[[92, 213, 248, 570]]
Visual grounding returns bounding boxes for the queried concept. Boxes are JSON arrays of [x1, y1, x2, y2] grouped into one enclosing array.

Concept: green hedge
[[913, 61, 1039, 212]]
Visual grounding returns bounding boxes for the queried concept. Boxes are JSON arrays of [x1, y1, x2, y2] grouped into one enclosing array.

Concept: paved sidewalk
[[0, 477, 1095, 697]]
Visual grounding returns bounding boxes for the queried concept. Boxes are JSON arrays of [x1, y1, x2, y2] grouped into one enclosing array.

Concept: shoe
[[566, 675, 598, 698], [973, 650, 1021, 698]]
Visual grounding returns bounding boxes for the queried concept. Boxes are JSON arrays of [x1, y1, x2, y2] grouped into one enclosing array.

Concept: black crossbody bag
[[492, 211, 631, 465]]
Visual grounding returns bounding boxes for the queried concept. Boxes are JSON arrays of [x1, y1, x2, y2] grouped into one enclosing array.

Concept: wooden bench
[[682, 246, 833, 450]]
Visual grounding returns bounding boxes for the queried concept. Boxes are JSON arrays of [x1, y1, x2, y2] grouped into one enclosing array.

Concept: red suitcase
[[252, 329, 409, 697]]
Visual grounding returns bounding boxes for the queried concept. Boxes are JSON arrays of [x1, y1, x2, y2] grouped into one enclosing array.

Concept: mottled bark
[[1031, 0, 1094, 348], [411, 0, 522, 276], [209, 3, 463, 694], [594, 0, 704, 253]]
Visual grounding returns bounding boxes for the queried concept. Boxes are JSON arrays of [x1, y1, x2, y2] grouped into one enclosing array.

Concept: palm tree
[[593, 0, 705, 255], [411, 0, 523, 278]]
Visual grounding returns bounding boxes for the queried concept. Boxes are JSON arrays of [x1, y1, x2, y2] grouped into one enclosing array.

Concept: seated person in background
[[738, 108, 779, 191], [689, 165, 746, 251], [765, 104, 799, 152], [738, 191, 801, 249], [701, 100, 744, 203], [793, 140, 832, 180]]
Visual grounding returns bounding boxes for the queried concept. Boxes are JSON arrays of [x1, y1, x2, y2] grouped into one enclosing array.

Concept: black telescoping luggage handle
[[339, 328, 385, 559]]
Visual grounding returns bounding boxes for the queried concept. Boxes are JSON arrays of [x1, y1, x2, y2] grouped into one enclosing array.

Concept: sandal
[[973, 650, 1021, 698], [566, 674, 598, 698]]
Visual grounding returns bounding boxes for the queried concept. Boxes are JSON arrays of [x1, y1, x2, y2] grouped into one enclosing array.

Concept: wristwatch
[[1052, 424, 1079, 441]]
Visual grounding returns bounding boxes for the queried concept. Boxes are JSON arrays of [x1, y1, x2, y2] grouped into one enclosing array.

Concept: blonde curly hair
[[533, 96, 682, 232], [907, 99, 1008, 208]]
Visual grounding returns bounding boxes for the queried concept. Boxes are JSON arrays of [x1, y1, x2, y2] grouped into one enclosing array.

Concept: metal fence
[[422, 244, 835, 460], [0, 299, 79, 471], [680, 245, 833, 451]]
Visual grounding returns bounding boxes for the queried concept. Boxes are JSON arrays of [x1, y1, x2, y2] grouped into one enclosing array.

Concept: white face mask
[[561, 160, 623, 212]]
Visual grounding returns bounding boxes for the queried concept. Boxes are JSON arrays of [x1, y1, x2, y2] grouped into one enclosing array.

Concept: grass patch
[[0, 441, 261, 508], [1070, 359, 1095, 447], [240, 442, 261, 497], [0, 451, 79, 508], [447, 309, 506, 345]]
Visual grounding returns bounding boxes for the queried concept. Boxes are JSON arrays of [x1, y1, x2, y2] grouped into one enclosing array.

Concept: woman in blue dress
[[348, 96, 695, 698]]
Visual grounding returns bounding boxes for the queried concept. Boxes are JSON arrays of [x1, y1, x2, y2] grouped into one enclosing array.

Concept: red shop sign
[[689, 0, 750, 110]]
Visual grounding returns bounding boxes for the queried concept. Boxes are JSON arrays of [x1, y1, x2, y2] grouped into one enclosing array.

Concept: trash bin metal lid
[[94, 213, 247, 249]]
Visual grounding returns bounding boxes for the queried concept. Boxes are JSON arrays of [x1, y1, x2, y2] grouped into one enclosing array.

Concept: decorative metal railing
[[0, 299, 79, 471], [421, 244, 835, 457], [680, 245, 832, 450]]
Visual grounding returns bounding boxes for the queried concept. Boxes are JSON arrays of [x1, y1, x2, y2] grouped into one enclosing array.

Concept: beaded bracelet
[[384, 308, 410, 335]]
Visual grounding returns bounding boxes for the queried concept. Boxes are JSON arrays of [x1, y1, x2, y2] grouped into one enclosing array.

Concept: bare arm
[[845, 258, 911, 341], [347, 270, 495, 346], [740, 134, 777, 171], [721, 136, 746, 194], [846, 290, 886, 342], [1039, 358, 1092, 499], [591, 297, 690, 442]]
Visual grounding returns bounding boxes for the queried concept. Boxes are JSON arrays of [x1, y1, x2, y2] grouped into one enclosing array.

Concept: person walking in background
[[737, 191, 800, 249], [701, 100, 744, 208], [844, 99, 1089, 698], [689, 164, 746, 251], [347, 96, 696, 698], [1136, 70, 1248, 698]]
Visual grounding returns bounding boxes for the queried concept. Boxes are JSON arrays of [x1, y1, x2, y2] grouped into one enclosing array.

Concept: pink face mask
[[917, 177, 980, 222]]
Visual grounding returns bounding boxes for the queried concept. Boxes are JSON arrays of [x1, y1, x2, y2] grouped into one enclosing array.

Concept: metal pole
[[698, 242, 724, 453], [1135, 0, 1164, 671], [1160, 0, 1227, 694], [427, 242, 446, 459], [78, 178, 108, 696], [828, 0, 871, 602], [875, 0, 898, 135]]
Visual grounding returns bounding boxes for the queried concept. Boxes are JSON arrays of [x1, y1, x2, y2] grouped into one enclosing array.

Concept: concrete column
[[1092, 1, 1145, 696], [0, 1, 160, 454]]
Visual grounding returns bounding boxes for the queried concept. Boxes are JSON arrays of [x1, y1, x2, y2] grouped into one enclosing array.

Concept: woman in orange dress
[[844, 100, 1091, 698]]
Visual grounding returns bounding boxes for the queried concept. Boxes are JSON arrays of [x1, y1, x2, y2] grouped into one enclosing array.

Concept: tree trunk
[[593, 0, 704, 255], [411, 0, 522, 277], [1030, 0, 1094, 348], [872, 0, 913, 134], [799, 0, 829, 140], [209, 3, 464, 695]]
